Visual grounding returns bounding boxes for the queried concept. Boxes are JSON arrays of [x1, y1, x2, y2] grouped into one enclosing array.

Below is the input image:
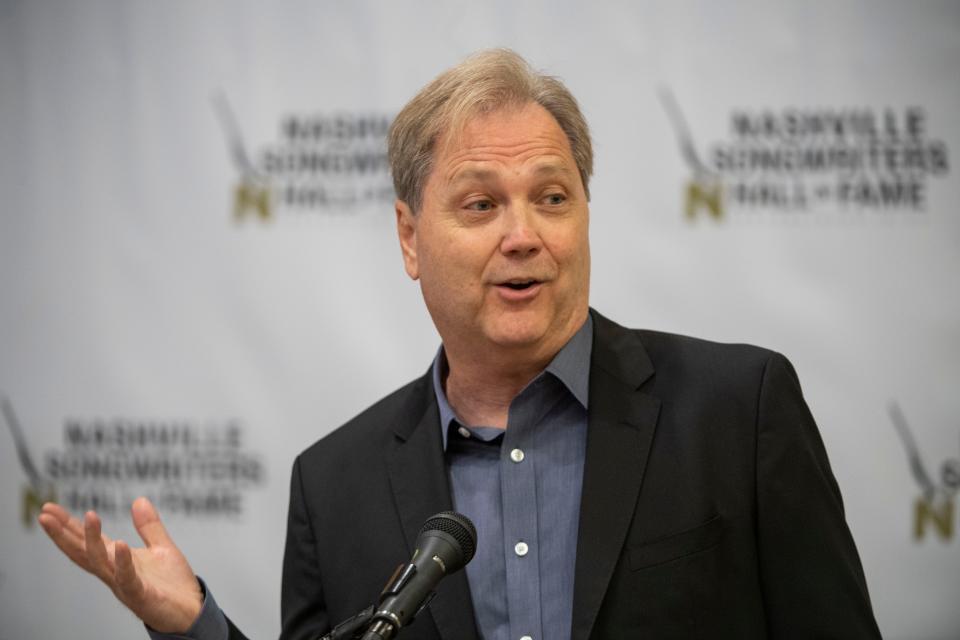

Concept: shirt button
[[514, 541, 529, 557], [509, 448, 525, 463], [520, 636, 533, 640], [457, 426, 471, 439]]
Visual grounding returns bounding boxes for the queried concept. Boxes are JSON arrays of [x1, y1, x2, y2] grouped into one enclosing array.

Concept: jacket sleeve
[[755, 352, 881, 638], [279, 455, 331, 640], [225, 616, 250, 640]]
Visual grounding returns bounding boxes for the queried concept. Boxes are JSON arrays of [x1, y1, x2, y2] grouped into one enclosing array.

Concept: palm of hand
[[38, 497, 203, 634]]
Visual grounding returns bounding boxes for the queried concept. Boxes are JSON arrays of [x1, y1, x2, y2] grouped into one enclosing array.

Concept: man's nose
[[499, 203, 543, 257]]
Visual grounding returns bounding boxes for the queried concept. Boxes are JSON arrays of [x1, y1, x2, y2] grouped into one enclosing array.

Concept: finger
[[113, 540, 146, 604], [42, 503, 87, 542], [42, 502, 77, 531], [38, 512, 91, 569], [41, 502, 69, 519], [84, 511, 115, 582], [131, 497, 173, 548]]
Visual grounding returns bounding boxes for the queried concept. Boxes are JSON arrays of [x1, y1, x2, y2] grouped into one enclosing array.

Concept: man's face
[[396, 102, 590, 362]]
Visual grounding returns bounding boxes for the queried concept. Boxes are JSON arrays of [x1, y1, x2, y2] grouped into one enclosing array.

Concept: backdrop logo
[[214, 94, 394, 223], [2, 396, 56, 527], [2, 394, 266, 527], [661, 90, 951, 222], [890, 401, 959, 542]]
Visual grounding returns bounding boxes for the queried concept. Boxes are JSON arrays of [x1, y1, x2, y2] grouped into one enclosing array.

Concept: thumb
[[131, 497, 173, 548]]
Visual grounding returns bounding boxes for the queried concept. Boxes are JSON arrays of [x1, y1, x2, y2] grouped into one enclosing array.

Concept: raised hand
[[38, 497, 203, 634]]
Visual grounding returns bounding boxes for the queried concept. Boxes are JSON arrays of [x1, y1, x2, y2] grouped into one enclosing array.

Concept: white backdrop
[[1, 1, 958, 639]]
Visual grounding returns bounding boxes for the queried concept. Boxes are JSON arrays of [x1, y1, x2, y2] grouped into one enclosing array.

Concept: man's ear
[[395, 199, 419, 280]]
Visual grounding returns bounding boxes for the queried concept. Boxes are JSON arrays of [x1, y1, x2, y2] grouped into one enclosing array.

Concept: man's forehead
[[445, 162, 577, 187], [436, 102, 568, 155], [433, 104, 575, 178]]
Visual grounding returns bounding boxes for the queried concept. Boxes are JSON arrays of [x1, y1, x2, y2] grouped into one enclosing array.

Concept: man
[[39, 49, 881, 639]]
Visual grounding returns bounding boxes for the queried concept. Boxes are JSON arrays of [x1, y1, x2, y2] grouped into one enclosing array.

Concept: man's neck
[[443, 352, 548, 429], [441, 311, 590, 428]]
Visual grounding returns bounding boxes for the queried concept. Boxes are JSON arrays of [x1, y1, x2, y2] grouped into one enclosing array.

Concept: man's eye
[[542, 193, 566, 205], [466, 200, 495, 212]]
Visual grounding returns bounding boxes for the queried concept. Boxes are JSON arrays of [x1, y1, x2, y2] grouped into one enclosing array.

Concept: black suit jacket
[[230, 310, 879, 639]]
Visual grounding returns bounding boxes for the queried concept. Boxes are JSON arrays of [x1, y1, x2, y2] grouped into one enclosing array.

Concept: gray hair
[[388, 49, 593, 213]]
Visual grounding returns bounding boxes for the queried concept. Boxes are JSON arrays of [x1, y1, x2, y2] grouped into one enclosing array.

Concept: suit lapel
[[385, 375, 480, 640], [571, 311, 661, 640]]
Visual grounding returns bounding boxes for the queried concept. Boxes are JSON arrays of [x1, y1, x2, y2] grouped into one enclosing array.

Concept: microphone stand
[[317, 604, 375, 640], [317, 511, 476, 640], [318, 560, 426, 640]]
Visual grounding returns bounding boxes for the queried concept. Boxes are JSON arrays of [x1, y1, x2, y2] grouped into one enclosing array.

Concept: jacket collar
[[385, 373, 481, 640], [571, 309, 661, 640]]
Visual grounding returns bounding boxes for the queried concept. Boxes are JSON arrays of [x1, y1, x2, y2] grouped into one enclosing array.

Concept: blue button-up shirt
[[150, 316, 592, 640], [434, 315, 592, 640]]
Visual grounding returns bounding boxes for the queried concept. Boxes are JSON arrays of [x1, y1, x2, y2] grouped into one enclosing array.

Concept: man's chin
[[482, 315, 552, 351]]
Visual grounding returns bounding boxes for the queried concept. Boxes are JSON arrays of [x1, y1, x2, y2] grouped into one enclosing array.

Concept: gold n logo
[[234, 181, 272, 223], [914, 496, 955, 541], [685, 180, 724, 221]]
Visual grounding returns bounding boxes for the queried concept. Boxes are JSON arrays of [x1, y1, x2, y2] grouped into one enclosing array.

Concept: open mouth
[[502, 280, 538, 290]]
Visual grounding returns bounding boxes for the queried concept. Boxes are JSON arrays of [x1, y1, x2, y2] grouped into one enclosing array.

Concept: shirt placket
[[501, 392, 542, 640]]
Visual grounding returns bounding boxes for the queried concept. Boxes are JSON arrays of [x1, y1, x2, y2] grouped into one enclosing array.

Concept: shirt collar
[[433, 314, 593, 451]]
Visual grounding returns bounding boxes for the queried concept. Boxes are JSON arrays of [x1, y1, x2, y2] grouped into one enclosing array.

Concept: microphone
[[361, 511, 477, 640]]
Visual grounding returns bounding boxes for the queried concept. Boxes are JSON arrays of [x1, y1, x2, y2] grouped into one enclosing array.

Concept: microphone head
[[418, 511, 477, 570]]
